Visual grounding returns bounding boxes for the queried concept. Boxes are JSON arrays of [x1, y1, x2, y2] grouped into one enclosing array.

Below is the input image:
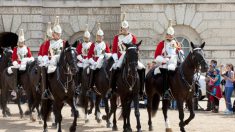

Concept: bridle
[[123, 46, 138, 91], [57, 46, 78, 93], [179, 47, 206, 92]]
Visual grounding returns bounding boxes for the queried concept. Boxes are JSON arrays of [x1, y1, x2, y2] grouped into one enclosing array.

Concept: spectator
[[208, 68, 222, 113], [220, 63, 234, 114]]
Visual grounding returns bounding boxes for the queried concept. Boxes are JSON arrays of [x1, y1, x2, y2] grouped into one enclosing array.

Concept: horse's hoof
[[20, 115, 23, 119], [85, 119, 89, 123], [51, 123, 57, 129], [39, 120, 42, 124], [106, 122, 112, 128], [149, 126, 153, 131], [69, 126, 76, 132], [137, 130, 142, 132], [24, 110, 30, 115], [88, 110, 92, 114], [6, 111, 11, 116], [31, 117, 36, 122], [102, 115, 107, 120], [166, 128, 173, 132], [96, 118, 102, 123], [43, 129, 48, 132], [112, 126, 118, 131]]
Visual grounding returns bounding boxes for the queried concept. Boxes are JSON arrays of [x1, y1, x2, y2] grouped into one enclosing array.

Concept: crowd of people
[[206, 60, 235, 114]]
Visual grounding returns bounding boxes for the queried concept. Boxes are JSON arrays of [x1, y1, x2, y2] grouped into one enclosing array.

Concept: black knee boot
[[106, 69, 117, 98], [138, 69, 145, 97], [41, 66, 53, 100], [160, 68, 170, 100]]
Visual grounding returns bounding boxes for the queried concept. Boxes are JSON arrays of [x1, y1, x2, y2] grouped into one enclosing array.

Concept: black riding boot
[[138, 69, 145, 98], [106, 69, 118, 98], [75, 68, 83, 95], [41, 66, 53, 100], [160, 68, 170, 100], [88, 69, 96, 96]]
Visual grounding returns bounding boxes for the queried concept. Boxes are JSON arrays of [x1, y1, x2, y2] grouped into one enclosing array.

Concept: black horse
[[0, 47, 13, 115], [145, 42, 208, 132], [108, 41, 142, 132], [41, 42, 79, 132], [24, 59, 42, 122], [80, 56, 113, 126]]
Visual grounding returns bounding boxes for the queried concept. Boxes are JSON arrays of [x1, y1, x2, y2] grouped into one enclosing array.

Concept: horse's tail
[[151, 93, 160, 117]]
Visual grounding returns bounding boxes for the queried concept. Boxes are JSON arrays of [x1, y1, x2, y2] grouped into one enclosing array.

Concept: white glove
[[89, 58, 97, 65], [112, 53, 118, 63], [77, 55, 84, 62]]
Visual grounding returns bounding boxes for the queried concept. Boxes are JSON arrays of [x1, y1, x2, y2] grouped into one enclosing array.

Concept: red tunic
[[112, 34, 137, 58], [87, 42, 110, 61], [154, 40, 181, 59], [38, 40, 65, 56], [76, 42, 89, 59], [38, 42, 45, 56], [12, 46, 32, 63], [154, 41, 164, 59]]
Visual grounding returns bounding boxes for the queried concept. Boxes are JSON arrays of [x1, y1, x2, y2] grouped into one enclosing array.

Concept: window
[[176, 36, 190, 57]]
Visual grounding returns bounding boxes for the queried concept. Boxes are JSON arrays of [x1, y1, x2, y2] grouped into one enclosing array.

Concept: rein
[[179, 51, 204, 92], [56, 47, 76, 93], [123, 47, 138, 91]]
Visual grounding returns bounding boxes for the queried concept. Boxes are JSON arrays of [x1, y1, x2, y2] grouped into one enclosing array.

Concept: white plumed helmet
[[53, 16, 62, 34], [47, 22, 53, 38], [18, 29, 25, 43], [96, 23, 104, 36], [84, 24, 91, 38], [166, 19, 174, 35], [121, 12, 129, 29]]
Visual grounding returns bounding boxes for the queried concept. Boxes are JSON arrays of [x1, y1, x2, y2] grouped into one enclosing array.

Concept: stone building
[[0, 0, 235, 65]]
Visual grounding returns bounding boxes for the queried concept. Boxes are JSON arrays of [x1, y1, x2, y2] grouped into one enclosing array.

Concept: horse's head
[[123, 40, 142, 74], [62, 41, 79, 74], [190, 42, 208, 72], [2, 47, 13, 65]]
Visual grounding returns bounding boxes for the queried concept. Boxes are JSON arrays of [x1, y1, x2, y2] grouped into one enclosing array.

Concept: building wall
[[0, 0, 235, 65]]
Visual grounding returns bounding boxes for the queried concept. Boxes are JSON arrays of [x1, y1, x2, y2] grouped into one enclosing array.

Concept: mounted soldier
[[87, 23, 111, 90], [7, 29, 34, 99], [8, 29, 34, 73], [154, 20, 182, 99], [108, 12, 145, 97], [40, 16, 65, 99], [75, 24, 92, 94]]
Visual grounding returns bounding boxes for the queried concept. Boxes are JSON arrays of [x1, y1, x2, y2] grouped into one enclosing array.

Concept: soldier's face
[[121, 27, 129, 35], [53, 32, 61, 40], [83, 37, 89, 42], [96, 35, 103, 42], [165, 34, 174, 41], [18, 42, 24, 47]]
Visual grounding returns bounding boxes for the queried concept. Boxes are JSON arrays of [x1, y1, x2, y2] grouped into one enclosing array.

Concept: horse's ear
[[200, 42, 205, 49], [190, 42, 195, 50], [136, 40, 142, 47], [123, 43, 129, 49], [64, 41, 70, 48]]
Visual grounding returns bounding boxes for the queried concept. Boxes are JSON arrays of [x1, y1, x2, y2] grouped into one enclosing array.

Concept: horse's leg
[[1, 87, 8, 117], [103, 97, 112, 128], [84, 96, 90, 123], [95, 95, 102, 123], [17, 90, 23, 118], [162, 99, 172, 132], [88, 95, 94, 114], [28, 94, 36, 121], [177, 100, 186, 132], [121, 97, 128, 132], [126, 99, 132, 132], [134, 95, 141, 132], [54, 102, 63, 132], [67, 97, 78, 132], [184, 98, 195, 125], [111, 95, 118, 131], [41, 99, 52, 132]]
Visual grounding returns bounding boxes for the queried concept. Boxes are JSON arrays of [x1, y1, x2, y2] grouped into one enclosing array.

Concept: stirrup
[[163, 91, 170, 100]]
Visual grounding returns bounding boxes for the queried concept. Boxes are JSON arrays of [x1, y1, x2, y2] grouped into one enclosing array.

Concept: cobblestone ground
[[0, 98, 234, 132]]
